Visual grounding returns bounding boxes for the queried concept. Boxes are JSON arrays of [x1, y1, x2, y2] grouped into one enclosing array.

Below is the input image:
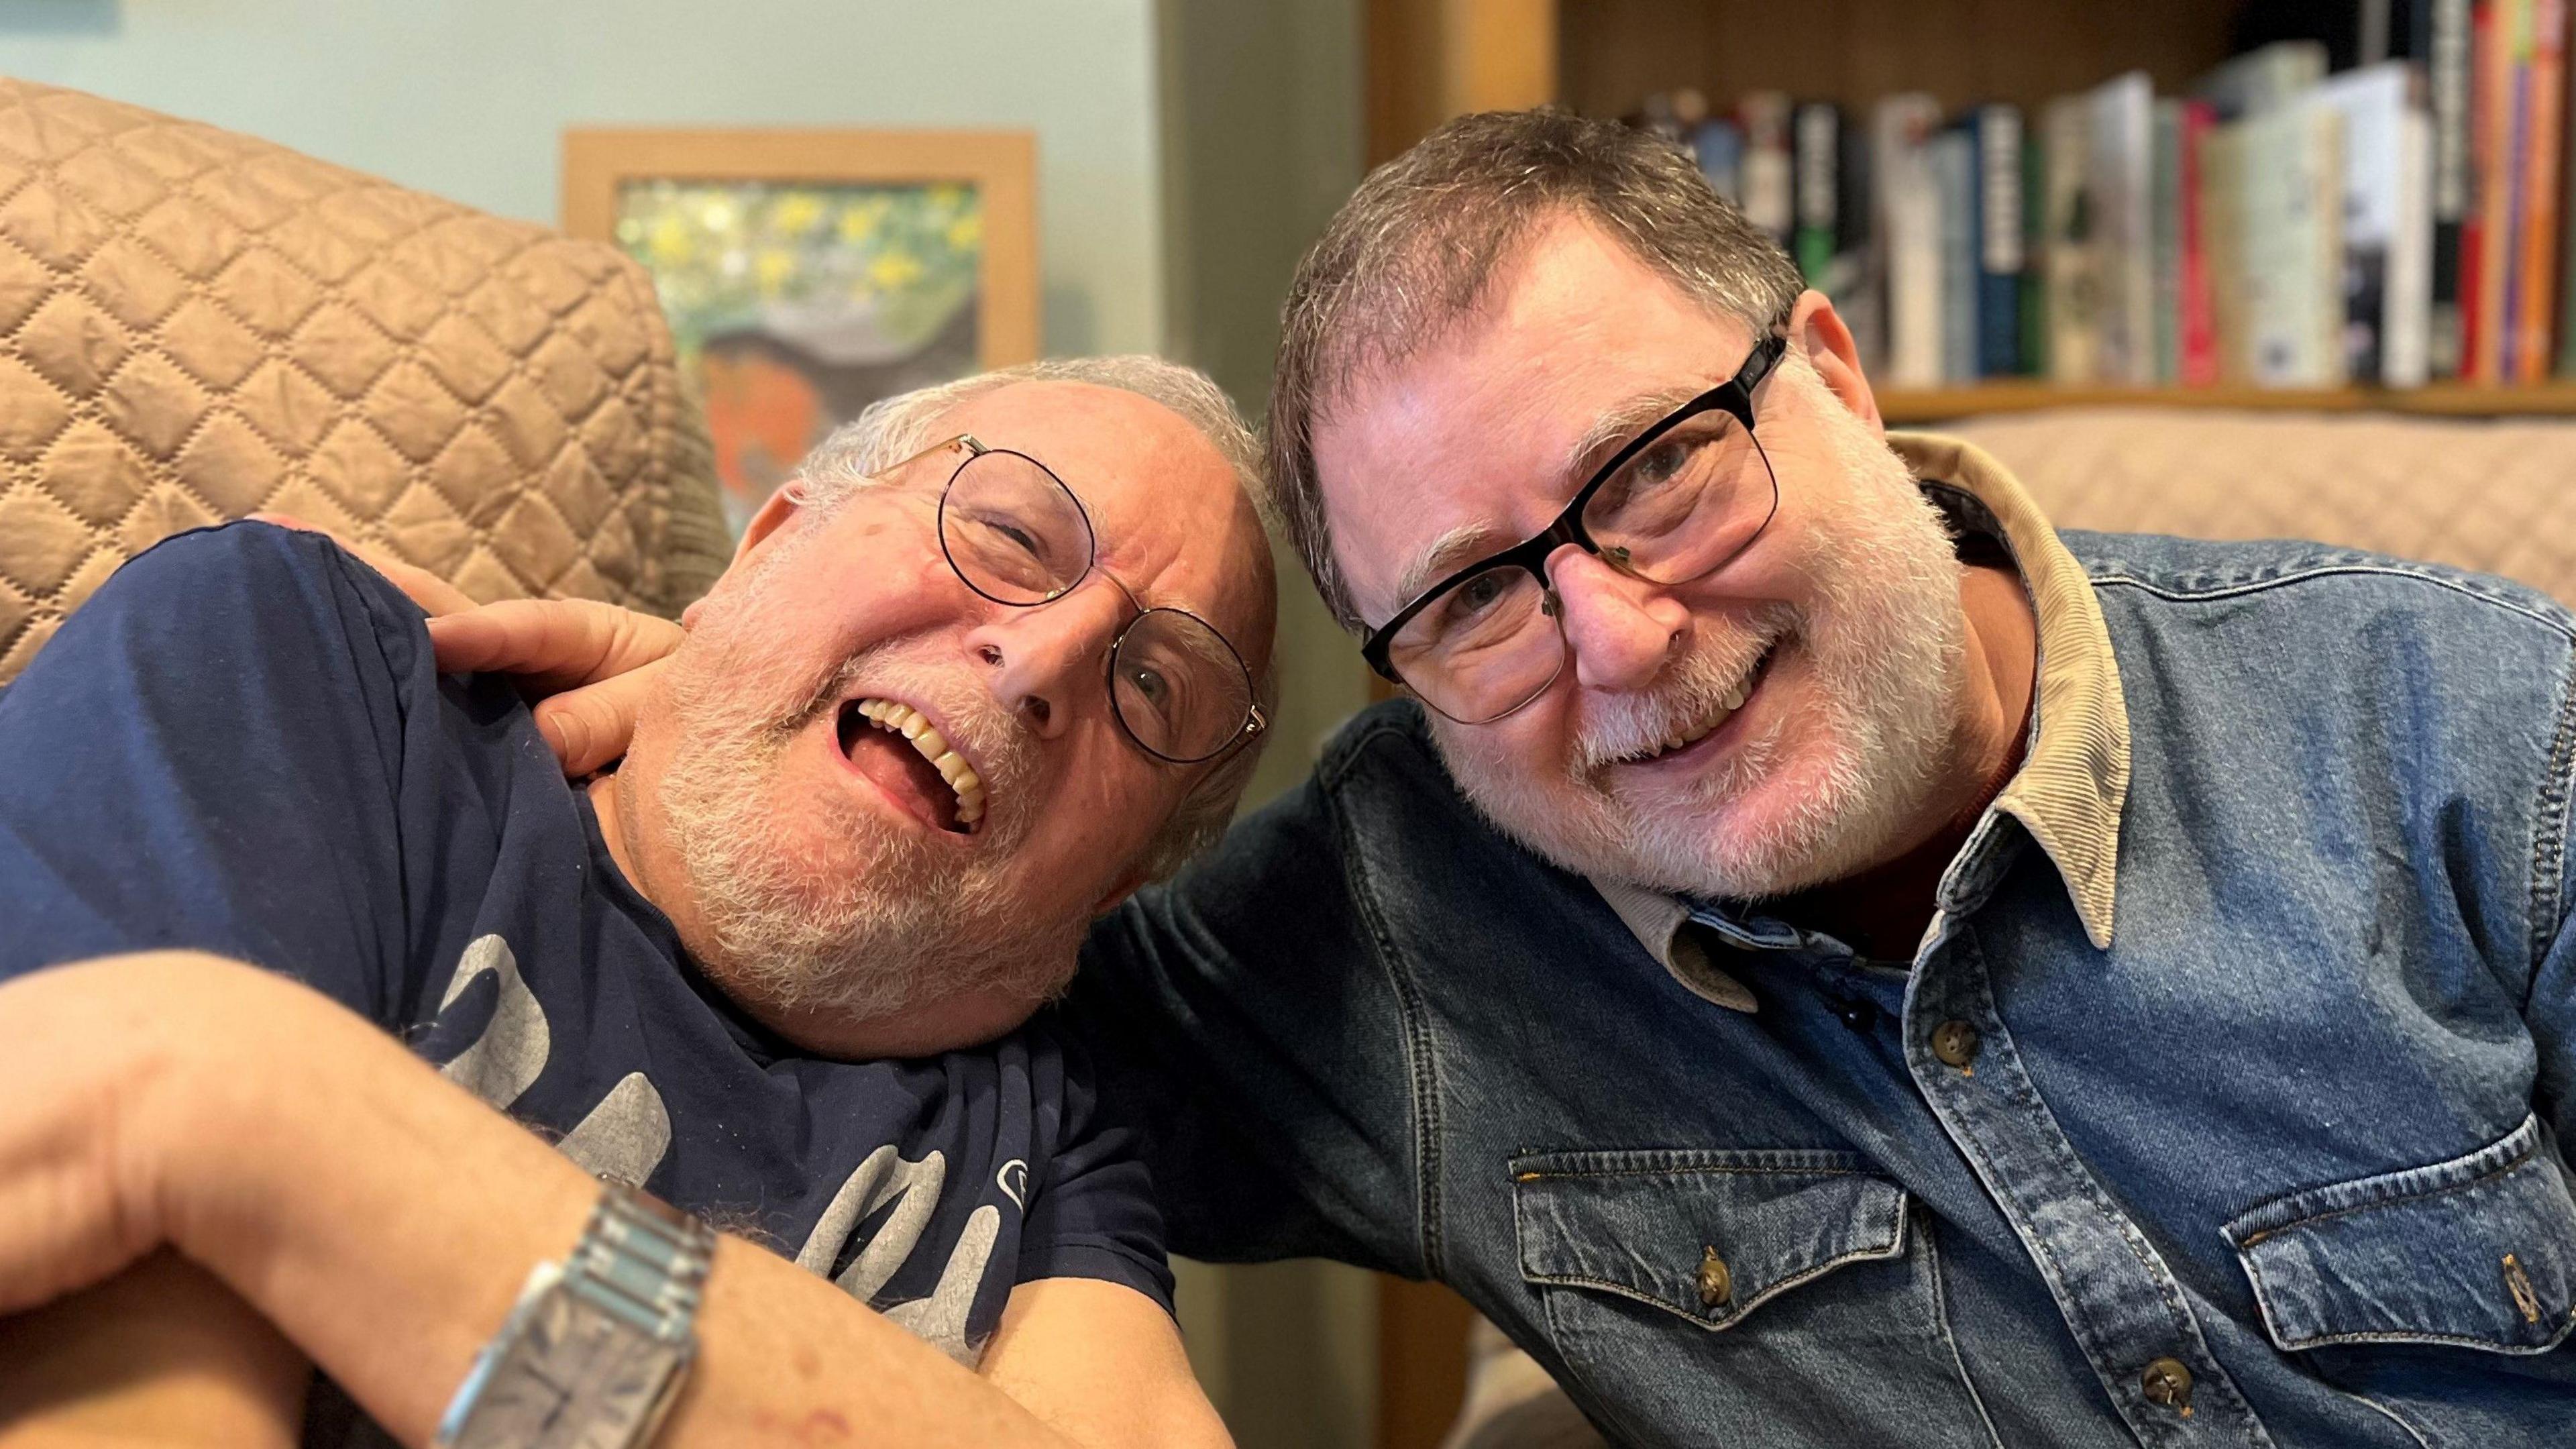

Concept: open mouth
[[835, 698, 987, 835], [1614, 643, 1778, 769]]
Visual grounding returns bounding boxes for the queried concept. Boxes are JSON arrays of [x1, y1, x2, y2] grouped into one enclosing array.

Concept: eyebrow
[[1379, 382, 1711, 616]]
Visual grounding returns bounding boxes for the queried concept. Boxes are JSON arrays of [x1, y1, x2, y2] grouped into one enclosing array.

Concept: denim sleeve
[[1069, 759, 1428, 1278], [2533, 659, 2576, 1155]]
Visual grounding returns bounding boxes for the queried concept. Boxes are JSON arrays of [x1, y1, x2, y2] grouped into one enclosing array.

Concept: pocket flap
[[1511, 1148, 1908, 1331], [2222, 1114, 2576, 1354]]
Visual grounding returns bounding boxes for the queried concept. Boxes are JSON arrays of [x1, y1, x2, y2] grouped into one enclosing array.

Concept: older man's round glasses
[[1360, 333, 1786, 724], [890, 434, 1265, 765]]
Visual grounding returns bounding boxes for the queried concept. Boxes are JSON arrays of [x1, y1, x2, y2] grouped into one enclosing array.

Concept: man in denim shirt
[[1074, 111, 2576, 1444]]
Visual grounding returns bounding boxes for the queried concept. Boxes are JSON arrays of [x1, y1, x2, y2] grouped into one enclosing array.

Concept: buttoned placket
[[1902, 812, 2274, 1448]]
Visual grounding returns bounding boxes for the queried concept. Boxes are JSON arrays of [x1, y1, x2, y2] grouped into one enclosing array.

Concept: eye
[[1450, 571, 1513, 619]]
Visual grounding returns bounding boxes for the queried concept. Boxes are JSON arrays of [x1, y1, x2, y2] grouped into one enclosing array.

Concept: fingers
[[425, 599, 686, 692], [531, 660, 666, 777], [247, 512, 480, 618]]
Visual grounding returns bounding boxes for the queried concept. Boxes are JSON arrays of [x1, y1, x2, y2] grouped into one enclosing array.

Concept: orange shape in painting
[[700, 347, 824, 517]]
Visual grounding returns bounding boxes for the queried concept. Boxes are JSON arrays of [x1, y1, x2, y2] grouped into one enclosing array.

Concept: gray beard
[[639, 547, 1077, 1032], [1432, 368, 1975, 904]]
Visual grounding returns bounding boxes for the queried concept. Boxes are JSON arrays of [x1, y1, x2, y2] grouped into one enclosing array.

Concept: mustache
[[795, 647, 1040, 803], [1570, 614, 1785, 773]]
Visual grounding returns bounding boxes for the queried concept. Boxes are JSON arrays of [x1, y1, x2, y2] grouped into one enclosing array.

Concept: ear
[[681, 483, 810, 631], [1784, 289, 1885, 437], [735, 482, 807, 563]]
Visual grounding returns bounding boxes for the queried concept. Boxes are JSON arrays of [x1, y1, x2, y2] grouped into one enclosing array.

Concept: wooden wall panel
[[1558, 0, 2242, 116]]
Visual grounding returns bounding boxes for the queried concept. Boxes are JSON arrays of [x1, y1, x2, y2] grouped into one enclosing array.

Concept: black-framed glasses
[[1360, 333, 1786, 724], [892, 433, 1266, 765]]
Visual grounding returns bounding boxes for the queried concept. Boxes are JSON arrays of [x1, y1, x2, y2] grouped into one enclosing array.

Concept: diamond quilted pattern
[[0, 77, 724, 683], [1941, 409, 2576, 608]]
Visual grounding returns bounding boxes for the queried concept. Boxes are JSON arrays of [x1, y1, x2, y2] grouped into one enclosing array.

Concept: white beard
[[1432, 362, 1974, 904], [636, 533, 1079, 1028]]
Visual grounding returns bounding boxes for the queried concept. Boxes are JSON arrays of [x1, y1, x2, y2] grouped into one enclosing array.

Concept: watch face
[[447, 1289, 690, 1449]]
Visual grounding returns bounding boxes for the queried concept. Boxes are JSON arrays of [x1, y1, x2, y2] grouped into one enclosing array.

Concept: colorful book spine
[[1934, 126, 1979, 384], [2516, 0, 2565, 378], [1794, 103, 1841, 286], [2428, 0, 2476, 376], [2178, 100, 2222, 386], [1974, 105, 2025, 377]]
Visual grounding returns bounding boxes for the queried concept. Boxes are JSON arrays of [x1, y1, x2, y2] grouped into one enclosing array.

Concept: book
[[2198, 40, 2332, 119], [2514, 0, 2564, 378], [2041, 95, 2099, 384], [1794, 103, 1841, 286], [2238, 95, 2349, 386], [1933, 126, 1980, 384], [2202, 119, 2252, 382], [1971, 105, 2025, 377], [1738, 92, 1796, 250], [2153, 100, 2186, 384], [2021, 122, 2049, 375], [2422, 0, 2476, 375], [1691, 117, 1745, 204], [2088, 72, 2157, 384], [2315, 62, 2436, 384], [2177, 99, 2222, 386], [1874, 94, 1947, 388]]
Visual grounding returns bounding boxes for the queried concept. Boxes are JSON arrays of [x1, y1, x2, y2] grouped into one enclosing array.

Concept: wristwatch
[[433, 1179, 718, 1449]]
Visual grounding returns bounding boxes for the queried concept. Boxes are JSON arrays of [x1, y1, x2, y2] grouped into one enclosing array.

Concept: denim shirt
[[1071, 435, 2576, 1447]]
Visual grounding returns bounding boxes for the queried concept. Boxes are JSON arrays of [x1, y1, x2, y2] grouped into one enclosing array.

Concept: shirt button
[[1696, 1245, 1733, 1308], [2141, 1357, 2194, 1414], [1931, 1019, 1981, 1069]]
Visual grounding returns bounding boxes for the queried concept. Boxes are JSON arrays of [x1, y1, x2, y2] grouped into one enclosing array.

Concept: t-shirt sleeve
[[1014, 1018, 1178, 1314], [0, 522, 430, 1019]]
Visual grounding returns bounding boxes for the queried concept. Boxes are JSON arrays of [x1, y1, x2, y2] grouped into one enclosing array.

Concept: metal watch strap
[[564, 1179, 715, 1344], [433, 1179, 718, 1449]]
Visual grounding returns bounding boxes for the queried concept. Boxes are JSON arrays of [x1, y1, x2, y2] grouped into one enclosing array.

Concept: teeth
[[851, 698, 987, 832]]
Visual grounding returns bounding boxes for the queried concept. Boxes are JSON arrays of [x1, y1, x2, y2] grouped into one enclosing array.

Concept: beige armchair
[[0, 77, 727, 685]]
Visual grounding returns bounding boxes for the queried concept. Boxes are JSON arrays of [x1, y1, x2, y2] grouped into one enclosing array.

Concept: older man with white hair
[[0, 357, 1273, 1449]]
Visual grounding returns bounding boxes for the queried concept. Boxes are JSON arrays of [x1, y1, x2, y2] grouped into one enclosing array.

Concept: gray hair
[[1267, 107, 1807, 631], [794, 356, 1277, 882]]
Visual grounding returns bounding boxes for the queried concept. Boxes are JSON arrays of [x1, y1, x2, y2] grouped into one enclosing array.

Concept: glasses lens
[[1580, 409, 1778, 584], [1388, 564, 1564, 724], [1110, 608, 1256, 763], [941, 451, 1094, 604]]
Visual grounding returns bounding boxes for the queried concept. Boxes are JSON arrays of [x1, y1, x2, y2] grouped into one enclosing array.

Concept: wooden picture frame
[[563, 127, 1039, 531]]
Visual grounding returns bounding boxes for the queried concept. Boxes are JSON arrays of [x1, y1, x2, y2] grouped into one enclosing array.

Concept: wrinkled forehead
[[932, 380, 1275, 661]]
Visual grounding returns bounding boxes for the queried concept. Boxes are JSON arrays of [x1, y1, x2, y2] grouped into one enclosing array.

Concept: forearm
[[0, 1251, 306, 1449], [143, 960, 1079, 1448]]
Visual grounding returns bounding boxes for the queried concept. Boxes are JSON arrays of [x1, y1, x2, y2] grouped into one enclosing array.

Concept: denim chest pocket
[[1513, 1148, 1909, 1329], [2222, 1114, 2576, 1355], [1511, 1148, 2000, 1448]]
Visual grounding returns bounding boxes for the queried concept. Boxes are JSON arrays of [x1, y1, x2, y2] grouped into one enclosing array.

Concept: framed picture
[[564, 127, 1039, 535]]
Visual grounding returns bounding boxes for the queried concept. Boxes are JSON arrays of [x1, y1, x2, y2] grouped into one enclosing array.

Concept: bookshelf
[[1368, 0, 2576, 426]]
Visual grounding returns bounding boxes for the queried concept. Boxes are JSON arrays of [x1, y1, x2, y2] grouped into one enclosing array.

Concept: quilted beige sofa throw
[[0, 78, 727, 683]]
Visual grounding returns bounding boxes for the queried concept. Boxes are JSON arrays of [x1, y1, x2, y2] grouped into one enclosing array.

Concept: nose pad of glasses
[[1542, 590, 1562, 620]]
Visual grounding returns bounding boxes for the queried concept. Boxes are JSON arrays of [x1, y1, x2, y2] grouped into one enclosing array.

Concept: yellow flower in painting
[[925, 183, 969, 213], [838, 196, 891, 244], [868, 250, 924, 289], [753, 247, 796, 296], [771, 191, 826, 237], [647, 214, 696, 268], [945, 212, 983, 250]]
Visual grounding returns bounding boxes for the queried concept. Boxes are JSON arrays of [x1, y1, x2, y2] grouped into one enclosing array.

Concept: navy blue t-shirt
[[0, 523, 1173, 1373]]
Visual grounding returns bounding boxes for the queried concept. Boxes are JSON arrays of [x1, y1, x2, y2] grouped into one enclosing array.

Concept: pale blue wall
[[0, 0, 1165, 354]]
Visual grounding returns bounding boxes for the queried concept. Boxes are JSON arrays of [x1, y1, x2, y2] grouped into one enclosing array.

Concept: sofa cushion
[[1942, 407, 2576, 610], [0, 77, 728, 683]]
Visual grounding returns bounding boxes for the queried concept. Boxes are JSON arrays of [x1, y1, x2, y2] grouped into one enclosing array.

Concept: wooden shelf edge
[[1878, 382, 2576, 423]]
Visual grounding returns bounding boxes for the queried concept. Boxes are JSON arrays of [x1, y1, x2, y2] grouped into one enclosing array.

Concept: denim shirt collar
[[1589, 431, 2133, 1008]]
